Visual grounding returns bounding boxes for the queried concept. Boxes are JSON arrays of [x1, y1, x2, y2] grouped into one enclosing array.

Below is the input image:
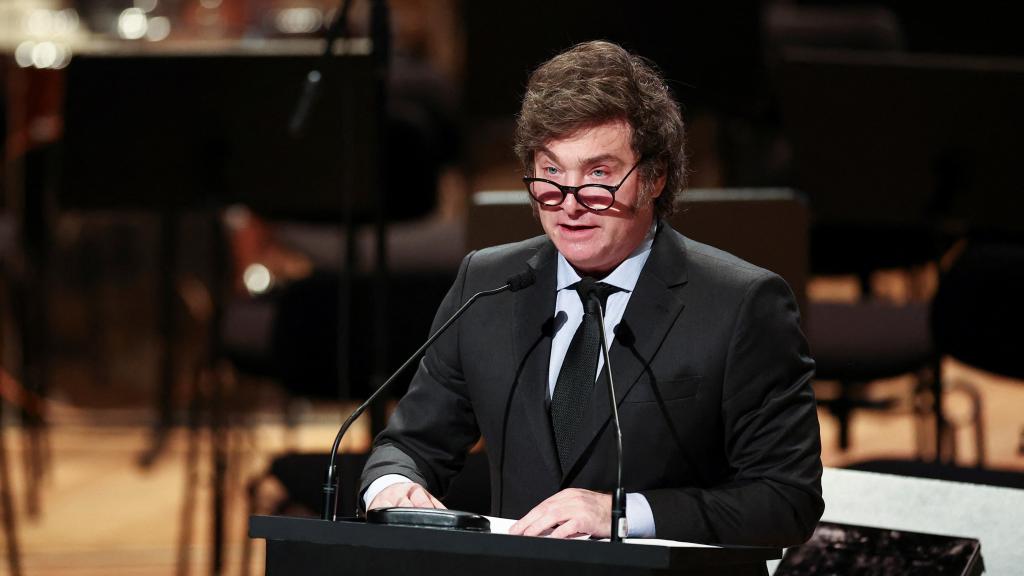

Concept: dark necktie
[[550, 279, 619, 472]]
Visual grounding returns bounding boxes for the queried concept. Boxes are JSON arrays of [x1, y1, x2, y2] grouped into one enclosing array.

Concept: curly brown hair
[[514, 40, 687, 219]]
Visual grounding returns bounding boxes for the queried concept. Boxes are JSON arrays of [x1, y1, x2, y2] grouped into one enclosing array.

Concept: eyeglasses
[[523, 160, 642, 212]]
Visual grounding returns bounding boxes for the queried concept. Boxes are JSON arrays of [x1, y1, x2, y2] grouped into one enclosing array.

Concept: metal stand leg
[[0, 398, 23, 576]]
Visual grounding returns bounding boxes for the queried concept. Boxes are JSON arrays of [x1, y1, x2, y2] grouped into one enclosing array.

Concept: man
[[360, 40, 823, 545]]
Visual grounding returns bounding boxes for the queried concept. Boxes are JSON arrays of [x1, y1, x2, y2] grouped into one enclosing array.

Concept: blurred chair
[[776, 46, 955, 452], [930, 238, 1024, 464], [807, 300, 934, 451], [779, 44, 1024, 455]]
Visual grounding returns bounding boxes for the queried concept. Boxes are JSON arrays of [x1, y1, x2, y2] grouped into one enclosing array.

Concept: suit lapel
[[511, 242, 561, 481], [560, 225, 690, 482]]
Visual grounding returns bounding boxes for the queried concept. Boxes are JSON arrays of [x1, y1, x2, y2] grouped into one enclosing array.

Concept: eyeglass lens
[[527, 181, 615, 210]]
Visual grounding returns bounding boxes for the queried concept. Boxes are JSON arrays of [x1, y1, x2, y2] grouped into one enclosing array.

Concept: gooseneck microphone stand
[[589, 287, 627, 542]]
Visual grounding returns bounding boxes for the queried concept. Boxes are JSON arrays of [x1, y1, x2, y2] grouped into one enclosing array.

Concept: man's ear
[[643, 159, 668, 201], [650, 172, 667, 199]]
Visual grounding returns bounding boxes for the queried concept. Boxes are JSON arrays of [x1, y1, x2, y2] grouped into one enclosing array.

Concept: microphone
[[321, 268, 536, 521], [579, 277, 627, 542]]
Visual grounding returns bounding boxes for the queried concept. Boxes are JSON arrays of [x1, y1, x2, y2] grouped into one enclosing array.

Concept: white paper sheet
[[483, 516, 718, 548]]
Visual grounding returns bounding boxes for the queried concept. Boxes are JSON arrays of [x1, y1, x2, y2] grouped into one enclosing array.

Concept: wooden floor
[[1, 357, 1021, 576], [0, 401, 370, 576]]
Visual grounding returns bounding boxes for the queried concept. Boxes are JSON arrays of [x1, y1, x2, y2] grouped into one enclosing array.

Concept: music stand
[[59, 42, 377, 218], [56, 40, 378, 575]]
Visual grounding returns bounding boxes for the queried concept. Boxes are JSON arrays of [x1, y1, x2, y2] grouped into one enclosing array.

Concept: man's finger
[[408, 488, 436, 508], [511, 494, 569, 535], [521, 511, 564, 537], [370, 482, 446, 511], [509, 505, 546, 535], [549, 519, 585, 539]]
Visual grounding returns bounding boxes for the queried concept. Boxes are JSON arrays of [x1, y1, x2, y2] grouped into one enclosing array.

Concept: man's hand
[[509, 488, 612, 538], [368, 482, 446, 510]]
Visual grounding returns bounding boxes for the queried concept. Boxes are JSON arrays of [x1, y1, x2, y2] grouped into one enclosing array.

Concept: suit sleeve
[[641, 272, 824, 546], [359, 251, 482, 508]]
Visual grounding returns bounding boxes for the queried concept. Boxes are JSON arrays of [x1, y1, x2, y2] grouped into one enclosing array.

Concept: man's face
[[532, 120, 662, 277]]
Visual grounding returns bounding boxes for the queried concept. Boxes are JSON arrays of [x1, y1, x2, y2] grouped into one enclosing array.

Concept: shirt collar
[[556, 221, 658, 293]]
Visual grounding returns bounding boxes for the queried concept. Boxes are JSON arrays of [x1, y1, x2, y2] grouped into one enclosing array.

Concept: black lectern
[[249, 516, 780, 576]]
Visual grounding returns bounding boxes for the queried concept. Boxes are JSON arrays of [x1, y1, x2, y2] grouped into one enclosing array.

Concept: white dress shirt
[[546, 222, 657, 538]]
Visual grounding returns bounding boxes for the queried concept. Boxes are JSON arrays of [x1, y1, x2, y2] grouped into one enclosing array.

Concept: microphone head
[[613, 322, 635, 347], [543, 310, 568, 337], [506, 269, 536, 292]]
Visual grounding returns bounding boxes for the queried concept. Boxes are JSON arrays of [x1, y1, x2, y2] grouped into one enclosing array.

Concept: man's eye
[[591, 169, 607, 178], [544, 166, 559, 176]]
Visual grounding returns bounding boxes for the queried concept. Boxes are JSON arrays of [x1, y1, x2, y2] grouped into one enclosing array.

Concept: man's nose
[[561, 190, 589, 216]]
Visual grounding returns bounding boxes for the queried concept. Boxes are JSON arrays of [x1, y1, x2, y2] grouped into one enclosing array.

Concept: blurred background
[[1, 0, 1023, 574]]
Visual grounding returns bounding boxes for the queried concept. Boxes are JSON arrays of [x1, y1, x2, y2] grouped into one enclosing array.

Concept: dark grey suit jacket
[[361, 224, 824, 546]]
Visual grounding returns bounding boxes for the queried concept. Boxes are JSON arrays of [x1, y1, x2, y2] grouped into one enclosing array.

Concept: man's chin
[[562, 252, 613, 278]]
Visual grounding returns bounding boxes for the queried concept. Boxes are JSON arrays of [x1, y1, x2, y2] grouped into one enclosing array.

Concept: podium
[[250, 516, 780, 575]]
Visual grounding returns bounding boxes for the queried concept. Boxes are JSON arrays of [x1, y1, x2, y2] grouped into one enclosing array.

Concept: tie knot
[[574, 278, 620, 314]]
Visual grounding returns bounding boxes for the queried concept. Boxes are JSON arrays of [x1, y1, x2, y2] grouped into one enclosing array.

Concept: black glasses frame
[[522, 160, 642, 211]]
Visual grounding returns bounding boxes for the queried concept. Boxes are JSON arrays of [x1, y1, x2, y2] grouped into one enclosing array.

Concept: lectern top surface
[[249, 515, 780, 571]]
